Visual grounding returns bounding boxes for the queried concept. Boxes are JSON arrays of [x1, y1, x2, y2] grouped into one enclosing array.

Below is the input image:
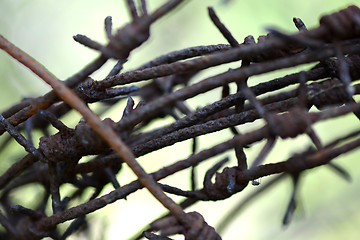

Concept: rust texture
[[1, 2, 360, 239]]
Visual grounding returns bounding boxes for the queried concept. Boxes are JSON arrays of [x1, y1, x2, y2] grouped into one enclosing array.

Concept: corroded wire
[[0, 4, 360, 240]]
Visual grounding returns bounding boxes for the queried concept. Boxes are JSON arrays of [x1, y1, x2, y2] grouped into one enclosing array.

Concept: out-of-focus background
[[0, 0, 360, 239]]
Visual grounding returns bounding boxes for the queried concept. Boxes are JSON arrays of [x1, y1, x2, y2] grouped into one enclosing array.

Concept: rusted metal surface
[[1, 2, 360, 239]]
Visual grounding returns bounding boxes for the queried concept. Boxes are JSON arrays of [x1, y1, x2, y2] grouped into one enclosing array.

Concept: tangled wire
[[1, 1, 360, 239]]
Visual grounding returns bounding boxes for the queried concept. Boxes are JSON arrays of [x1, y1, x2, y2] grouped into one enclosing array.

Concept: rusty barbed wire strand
[[2, 5, 359, 135], [0, 113, 47, 162], [129, 81, 360, 158], [1, 4, 360, 239], [131, 101, 290, 157], [1, 98, 33, 119], [0, 86, 312, 192], [49, 129, 359, 236], [28, 79, 360, 175], [0, 54, 108, 135], [1, 4, 359, 130], [100, 5, 360, 89], [0, 0, 186, 136], [30, 100, 360, 232], [64, 122, 360, 239], [115, 44, 360, 133], [1, 18, 191, 240], [0, 154, 36, 189], [0, 0, 197, 235], [0, 54, 356, 204], [134, 79, 360, 157], [125, 66, 329, 147], [99, 39, 293, 88], [137, 44, 231, 70], [0, 93, 292, 180]]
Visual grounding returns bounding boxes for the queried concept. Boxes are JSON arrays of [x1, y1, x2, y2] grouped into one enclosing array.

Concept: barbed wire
[[1, 1, 360, 239]]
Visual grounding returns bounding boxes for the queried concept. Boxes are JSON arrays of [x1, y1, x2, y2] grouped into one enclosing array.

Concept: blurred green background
[[1, 0, 360, 239]]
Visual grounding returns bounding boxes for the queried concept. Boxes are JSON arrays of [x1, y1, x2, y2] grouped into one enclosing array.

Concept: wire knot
[[320, 5, 360, 41]]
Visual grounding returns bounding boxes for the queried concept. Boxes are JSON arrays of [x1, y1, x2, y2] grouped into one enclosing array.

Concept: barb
[[216, 174, 286, 233], [0, 210, 18, 238], [0, 113, 47, 162], [208, 6, 240, 47], [73, 34, 103, 51], [126, 0, 139, 19], [104, 16, 113, 39], [140, 0, 148, 16], [283, 173, 300, 225]]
